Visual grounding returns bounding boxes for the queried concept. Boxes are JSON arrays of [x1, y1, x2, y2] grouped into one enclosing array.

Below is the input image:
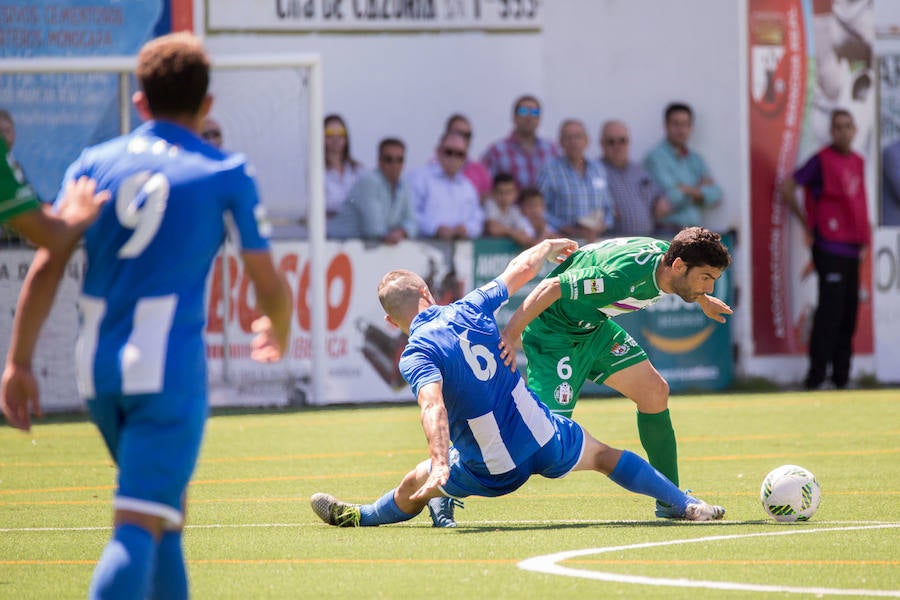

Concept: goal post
[[0, 52, 328, 408]]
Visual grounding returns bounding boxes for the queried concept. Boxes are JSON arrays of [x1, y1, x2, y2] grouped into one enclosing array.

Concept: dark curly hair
[[661, 226, 731, 270]]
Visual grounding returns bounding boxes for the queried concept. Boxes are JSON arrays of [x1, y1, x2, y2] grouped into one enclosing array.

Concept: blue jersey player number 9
[[115, 171, 170, 258]]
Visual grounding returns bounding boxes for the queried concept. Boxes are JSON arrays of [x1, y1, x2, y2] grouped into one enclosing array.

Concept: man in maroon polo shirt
[[783, 108, 871, 390]]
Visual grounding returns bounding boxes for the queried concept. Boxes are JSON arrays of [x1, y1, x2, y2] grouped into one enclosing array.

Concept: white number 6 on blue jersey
[[115, 171, 170, 258], [460, 330, 497, 381]]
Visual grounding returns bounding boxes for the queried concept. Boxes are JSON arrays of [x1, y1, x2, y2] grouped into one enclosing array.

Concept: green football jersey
[[533, 237, 670, 335], [0, 137, 40, 223]]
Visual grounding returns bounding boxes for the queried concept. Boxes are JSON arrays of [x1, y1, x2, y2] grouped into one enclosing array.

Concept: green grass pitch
[[1, 389, 898, 598]]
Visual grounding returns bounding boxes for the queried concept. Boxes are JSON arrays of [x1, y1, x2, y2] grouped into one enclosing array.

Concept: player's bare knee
[[634, 377, 669, 413]]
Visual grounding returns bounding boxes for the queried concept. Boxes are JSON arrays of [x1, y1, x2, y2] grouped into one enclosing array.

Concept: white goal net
[[0, 53, 328, 412]]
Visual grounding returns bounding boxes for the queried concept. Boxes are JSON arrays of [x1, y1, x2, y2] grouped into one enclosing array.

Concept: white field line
[[519, 523, 900, 597]]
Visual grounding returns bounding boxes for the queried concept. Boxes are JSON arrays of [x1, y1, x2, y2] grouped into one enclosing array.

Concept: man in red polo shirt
[[782, 108, 871, 390]]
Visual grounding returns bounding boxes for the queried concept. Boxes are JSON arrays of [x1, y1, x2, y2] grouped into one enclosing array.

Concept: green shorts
[[522, 318, 647, 417]]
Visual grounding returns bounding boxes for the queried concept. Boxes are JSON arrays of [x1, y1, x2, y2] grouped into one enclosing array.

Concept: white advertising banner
[[0, 248, 85, 412], [873, 228, 900, 383], [205, 239, 470, 405], [0, 240, 471, 411], [207, 0, 542, 32]]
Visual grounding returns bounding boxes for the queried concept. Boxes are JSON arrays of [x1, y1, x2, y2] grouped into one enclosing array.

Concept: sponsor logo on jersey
[[583, 278, 604, 295], [610, 342, 629, 356], [554, 382, 573, 405]]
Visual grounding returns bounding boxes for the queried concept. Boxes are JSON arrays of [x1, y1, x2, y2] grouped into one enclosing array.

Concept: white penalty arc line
[[518, 523, 900, 597]]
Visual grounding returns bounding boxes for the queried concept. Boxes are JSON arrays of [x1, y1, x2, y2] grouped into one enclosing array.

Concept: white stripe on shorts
[[115, 495, 182, 527]]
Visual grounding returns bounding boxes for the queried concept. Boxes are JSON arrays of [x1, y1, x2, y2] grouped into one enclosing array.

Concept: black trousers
[[806, 247, 860, 388]]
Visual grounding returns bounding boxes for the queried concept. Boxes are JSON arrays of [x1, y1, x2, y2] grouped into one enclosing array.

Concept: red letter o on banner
[[326, 253, 352, 331]]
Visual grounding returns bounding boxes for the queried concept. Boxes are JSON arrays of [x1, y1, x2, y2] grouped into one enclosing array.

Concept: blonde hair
[[378, 270, 427, 320]]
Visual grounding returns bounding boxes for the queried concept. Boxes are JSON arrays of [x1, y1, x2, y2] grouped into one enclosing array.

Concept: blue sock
[[608, 450, 688, 513], [149, 530, 188, 600], [89, 523, 156, 600], [358, 489, 418, 526]]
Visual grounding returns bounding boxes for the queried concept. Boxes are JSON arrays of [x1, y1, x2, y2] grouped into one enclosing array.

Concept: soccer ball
[[760, 465, 821, 522]]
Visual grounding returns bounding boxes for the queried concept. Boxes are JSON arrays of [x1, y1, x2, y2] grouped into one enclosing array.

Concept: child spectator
[[483, 173, 535, 247], [517, 186, 556, 243]]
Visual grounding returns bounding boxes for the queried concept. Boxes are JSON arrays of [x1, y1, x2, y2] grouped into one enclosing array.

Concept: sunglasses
[[441, 148, 466, 159], [325, 127, 347, 136], [603, 137, 629, 146], [380, 154, 404, 164], [516, 106, 541, 118], [202, 130, 222, 140], [450, 129, 472, 140]]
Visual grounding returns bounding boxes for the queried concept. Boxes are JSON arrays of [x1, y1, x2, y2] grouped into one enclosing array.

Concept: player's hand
[[498, 333, 519, 370], [56, 176, 110, 230], [250, 316, 284, 363], [543, 238, 578, 263], [410, 463, 449, 501], [698, 294, 733, 323], [1, 364, 42, 431]]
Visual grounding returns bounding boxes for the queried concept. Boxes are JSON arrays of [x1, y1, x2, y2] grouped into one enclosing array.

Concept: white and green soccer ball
[[760, 465, 821, 522]]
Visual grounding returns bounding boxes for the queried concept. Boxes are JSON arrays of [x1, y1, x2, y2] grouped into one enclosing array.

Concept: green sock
[[636, 409, 679, 488]]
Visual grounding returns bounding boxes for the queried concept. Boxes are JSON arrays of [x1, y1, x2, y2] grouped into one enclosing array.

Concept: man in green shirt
[[500, 226, 732, 518], [0, 115, 107, 250]]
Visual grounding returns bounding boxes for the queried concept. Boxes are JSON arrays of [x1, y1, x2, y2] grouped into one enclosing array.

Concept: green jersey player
[[499, 226, 732, 519], [0, 135, 107, 251]]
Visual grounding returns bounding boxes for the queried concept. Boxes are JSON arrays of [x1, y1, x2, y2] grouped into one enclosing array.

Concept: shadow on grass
[[454, 519, 771, 533]]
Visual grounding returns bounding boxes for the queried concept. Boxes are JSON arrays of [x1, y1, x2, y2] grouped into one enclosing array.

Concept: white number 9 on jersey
[[115, 171, 170, 258]]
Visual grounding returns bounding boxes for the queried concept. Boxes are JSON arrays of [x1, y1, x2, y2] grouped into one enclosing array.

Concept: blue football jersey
[[399, 278, 557, 477], [56, 121, 269, 399]]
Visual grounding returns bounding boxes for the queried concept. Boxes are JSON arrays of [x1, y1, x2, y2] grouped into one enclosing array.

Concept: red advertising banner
[[749, 0, 874, 356]]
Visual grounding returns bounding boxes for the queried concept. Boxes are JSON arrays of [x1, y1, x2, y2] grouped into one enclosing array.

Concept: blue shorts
[[439, 414, 585, 499], [87, 391, 207, 527]]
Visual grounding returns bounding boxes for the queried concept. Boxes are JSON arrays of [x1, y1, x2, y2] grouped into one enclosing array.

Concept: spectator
[[483, 172, 534, 247], [644, 102, 723, 232], [537, 119, 613, 242], [600, 120, 672, 236], [517, 186, 556, 242], [324, 114, 363, 217], [445, 113, 492, 201], [782, 108, 871, 390], [481, 94, 560, 189], [408, 131, 484, 241], [200, 116, 223, 149], [328, 137, 416, 244]]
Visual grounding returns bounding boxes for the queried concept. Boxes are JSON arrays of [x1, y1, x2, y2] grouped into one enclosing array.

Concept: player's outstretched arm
[[499, 276, 563, 369], [497, 238, 577, 296], [8, 177, 109, 252], [242, 251, 292, 363], [696, 293, 733, 323], [410, 381, 450, 500], [1, 245, 74, 430]]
